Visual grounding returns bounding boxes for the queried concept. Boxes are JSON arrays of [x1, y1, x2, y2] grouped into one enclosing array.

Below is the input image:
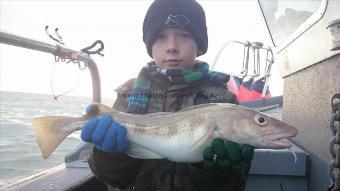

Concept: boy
[[81, 0, 254, 190]]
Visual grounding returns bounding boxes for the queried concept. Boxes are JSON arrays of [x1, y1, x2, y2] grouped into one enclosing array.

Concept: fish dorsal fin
[[144, 112, 172, 117], [178, 103, 219, 113], [126, 142, 164, 159], [190, 121, 217, 151], [95, 103, 118, 114]]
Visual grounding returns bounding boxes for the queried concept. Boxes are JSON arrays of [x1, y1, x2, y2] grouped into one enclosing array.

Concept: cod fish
[[32, 103, 298, 161]]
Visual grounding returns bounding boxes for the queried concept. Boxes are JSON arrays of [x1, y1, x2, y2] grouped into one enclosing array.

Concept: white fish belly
[[127, 124, 211, 162]]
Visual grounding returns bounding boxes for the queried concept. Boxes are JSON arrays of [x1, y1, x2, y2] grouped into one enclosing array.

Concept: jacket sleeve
[[88, 78, 144, 189], [88, 148, 144, 188], [186, 163, 250, 191]]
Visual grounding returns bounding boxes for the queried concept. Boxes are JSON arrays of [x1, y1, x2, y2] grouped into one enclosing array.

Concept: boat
[[0, 0, 339, 190]]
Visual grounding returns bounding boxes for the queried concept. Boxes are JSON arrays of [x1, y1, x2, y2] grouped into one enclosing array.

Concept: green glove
[[202, 138, 254, 173]]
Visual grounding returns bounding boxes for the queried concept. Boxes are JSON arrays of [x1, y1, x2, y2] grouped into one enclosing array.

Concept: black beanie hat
[[143, 0, 208, 57]]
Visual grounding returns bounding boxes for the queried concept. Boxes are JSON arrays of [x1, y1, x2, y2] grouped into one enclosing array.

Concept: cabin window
[[259, 0, 327, 48]]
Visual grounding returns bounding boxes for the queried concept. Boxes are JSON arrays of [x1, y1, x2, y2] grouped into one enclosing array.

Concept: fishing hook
[[45, 25, 65, 45]]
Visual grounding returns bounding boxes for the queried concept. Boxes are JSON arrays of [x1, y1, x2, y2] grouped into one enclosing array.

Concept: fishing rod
[[0, 31, 102, 103]]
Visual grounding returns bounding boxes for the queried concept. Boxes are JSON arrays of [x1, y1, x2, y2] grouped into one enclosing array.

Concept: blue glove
[[81, 104, 127, 152]]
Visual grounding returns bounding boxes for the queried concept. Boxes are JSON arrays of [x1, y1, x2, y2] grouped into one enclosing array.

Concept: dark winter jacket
[[88, 72, 251, 191]]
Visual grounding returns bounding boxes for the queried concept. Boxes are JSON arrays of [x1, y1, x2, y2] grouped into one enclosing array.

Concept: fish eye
[[254, 114, 267, 126]]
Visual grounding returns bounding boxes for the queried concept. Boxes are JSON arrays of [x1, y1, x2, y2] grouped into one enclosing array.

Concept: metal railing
[[0, 31, 101, 103], [212, 40, 274, 79]]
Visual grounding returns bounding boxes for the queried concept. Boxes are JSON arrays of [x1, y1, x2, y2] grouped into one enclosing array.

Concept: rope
[[80, 40, 104, 56]]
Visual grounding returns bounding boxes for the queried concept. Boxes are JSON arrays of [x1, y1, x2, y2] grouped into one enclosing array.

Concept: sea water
[[0, 91, 114, 188]]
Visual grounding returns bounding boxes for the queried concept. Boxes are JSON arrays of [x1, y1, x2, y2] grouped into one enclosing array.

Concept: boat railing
[[0, 31, 101, 103], [211, 40, 274, 79], [0, 31, 99, 166]]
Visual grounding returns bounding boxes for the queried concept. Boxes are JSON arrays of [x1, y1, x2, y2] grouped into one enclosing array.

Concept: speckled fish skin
[[32, 103, 298, 160]]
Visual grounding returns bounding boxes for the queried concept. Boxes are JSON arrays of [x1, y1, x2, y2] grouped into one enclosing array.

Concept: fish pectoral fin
[[126, 143, 164, 159], [190, 122, 216, 151]]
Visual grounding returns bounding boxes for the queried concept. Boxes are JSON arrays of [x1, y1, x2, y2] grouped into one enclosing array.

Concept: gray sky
[[0, 0, 283, 99]]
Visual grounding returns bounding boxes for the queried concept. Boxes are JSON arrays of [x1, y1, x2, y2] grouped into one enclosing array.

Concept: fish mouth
[[261, 129, 298, 149]]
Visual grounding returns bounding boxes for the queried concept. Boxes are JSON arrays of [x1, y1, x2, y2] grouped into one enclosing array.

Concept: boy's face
[[151, 28, 198, 70]]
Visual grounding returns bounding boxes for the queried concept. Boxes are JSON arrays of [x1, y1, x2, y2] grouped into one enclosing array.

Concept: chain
[[328, 93, 340, 191]]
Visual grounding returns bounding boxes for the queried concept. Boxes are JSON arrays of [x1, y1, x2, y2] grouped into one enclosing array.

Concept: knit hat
[[143, 0, 208, 57]]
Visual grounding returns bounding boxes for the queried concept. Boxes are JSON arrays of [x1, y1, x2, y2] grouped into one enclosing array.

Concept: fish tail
[[32, 116, 78, 159]]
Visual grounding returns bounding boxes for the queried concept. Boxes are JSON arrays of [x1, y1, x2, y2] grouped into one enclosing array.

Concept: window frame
[[258, 0, 328, 52]]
